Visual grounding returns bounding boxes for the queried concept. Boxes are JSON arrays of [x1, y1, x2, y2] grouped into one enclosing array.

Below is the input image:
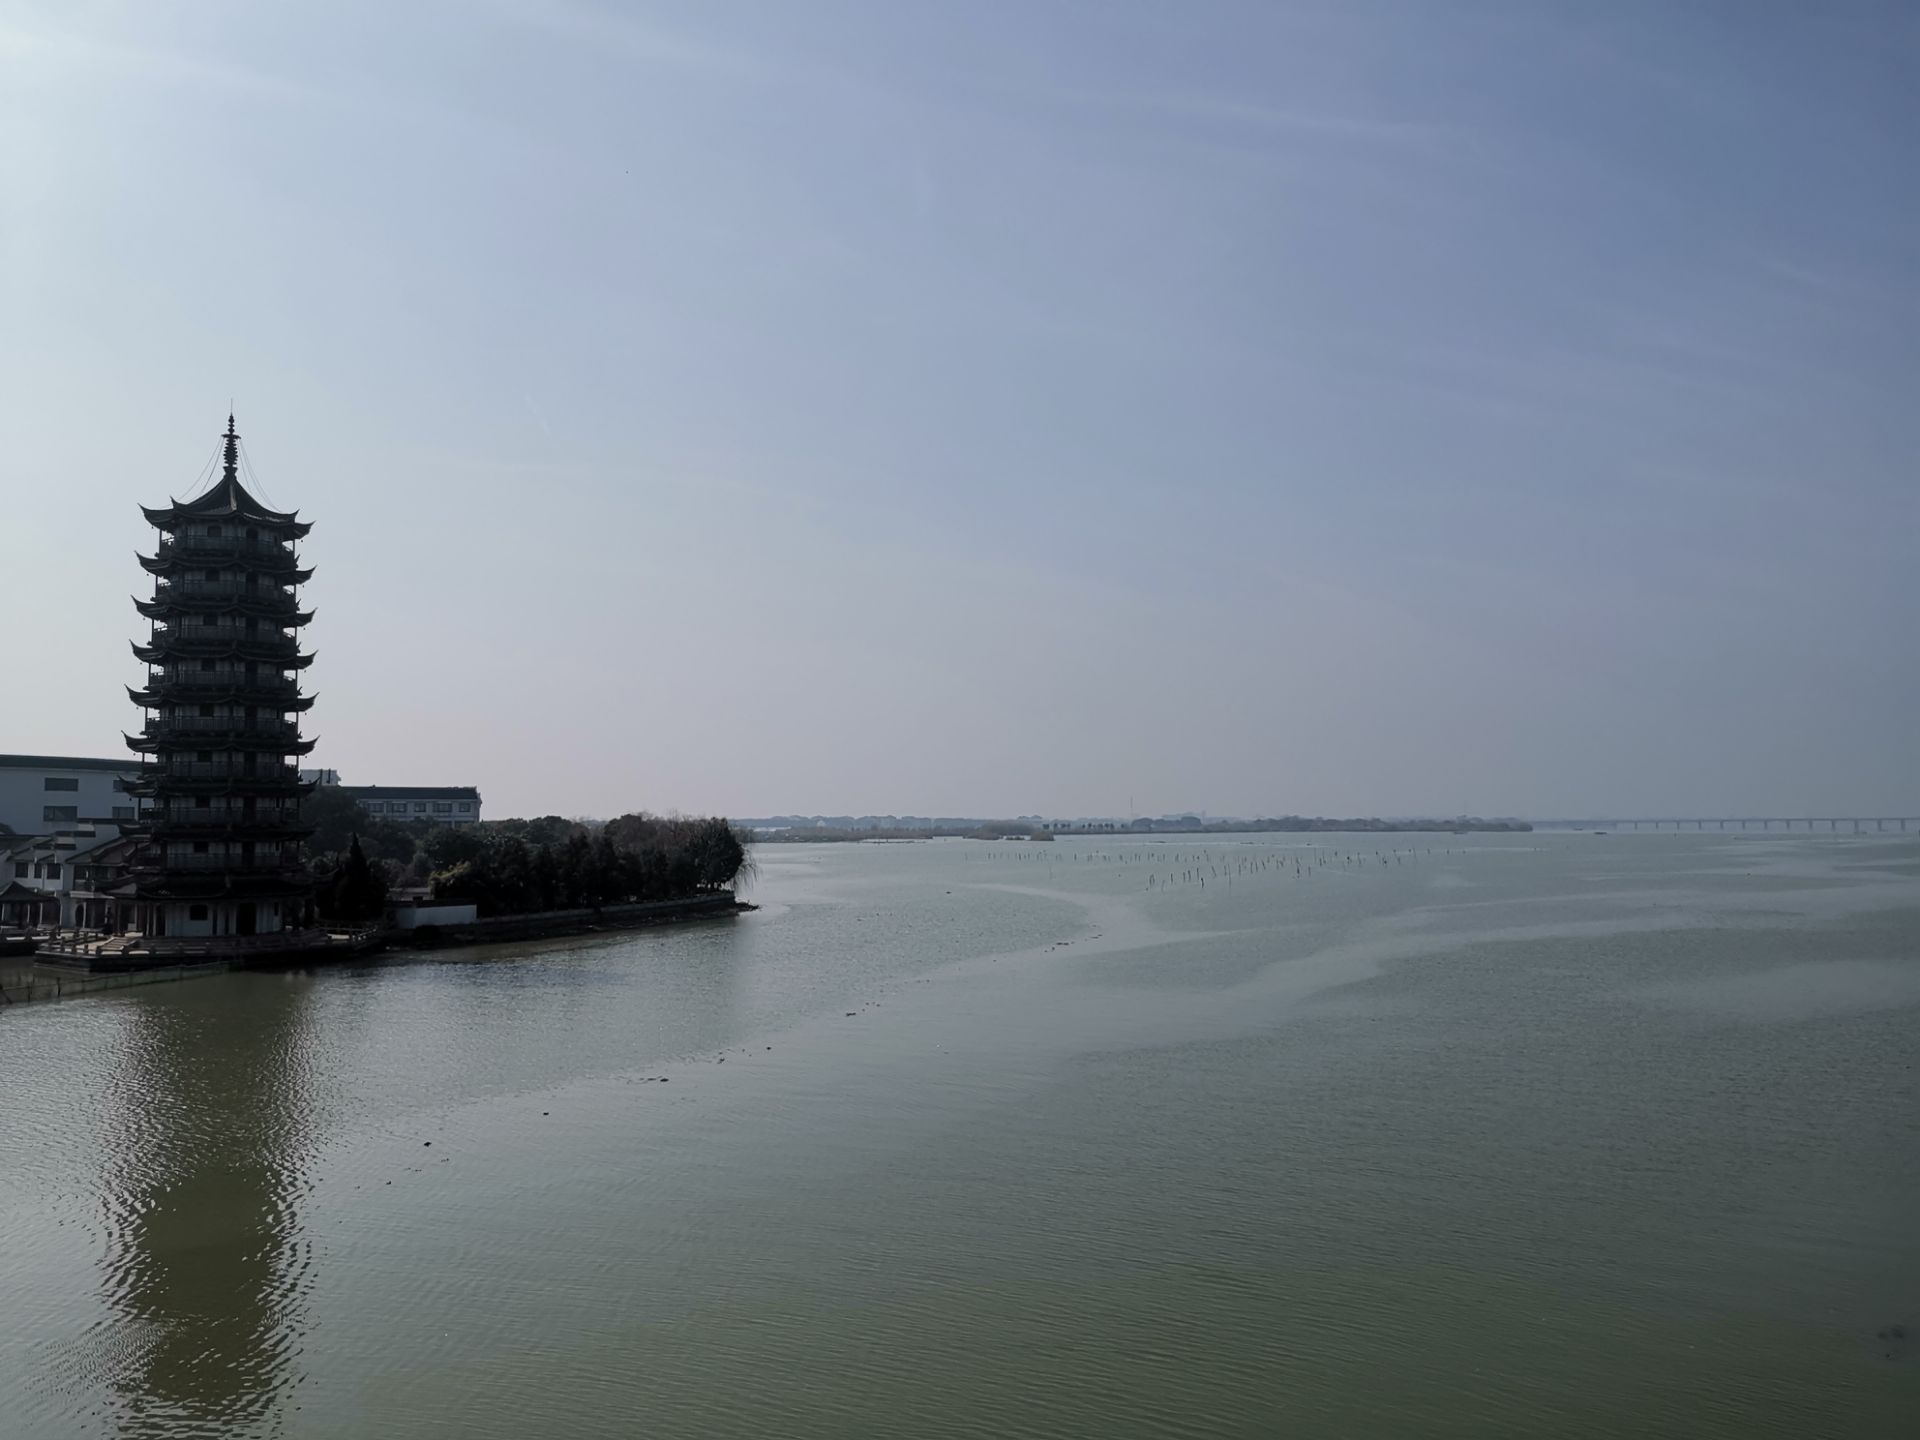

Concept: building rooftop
[[338, 785, 481, 801], [0, 754, 139, 773]]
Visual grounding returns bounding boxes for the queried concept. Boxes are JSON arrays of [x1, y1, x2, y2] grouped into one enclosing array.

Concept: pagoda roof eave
[[132, 597, 314, 625], [124, 777, 313, 798], [141, 503, 310, 537], [123, 733, 317, 756], [132, 876, 316, 902], [141, 473, 308, 532], [127, 685, 317, 712], [141, 511, 312, 540], [129, 642, 314, 669], [137, 554, 311, 579], [127, 817, 318, 836]]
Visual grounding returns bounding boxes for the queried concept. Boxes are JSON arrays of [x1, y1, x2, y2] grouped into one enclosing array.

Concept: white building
[[298, 772, 482, 826], [340, 785, 482, 825], [0, 755, 142, 841], [2, 830, 140, 929]]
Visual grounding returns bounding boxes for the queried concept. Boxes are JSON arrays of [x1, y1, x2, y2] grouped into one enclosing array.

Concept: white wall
[[0, 761, 140, 839], [389, 902, 477, 928], [166, 902, 216, 938], [160, 899, 287, 938], [353, 796, 481, 826]]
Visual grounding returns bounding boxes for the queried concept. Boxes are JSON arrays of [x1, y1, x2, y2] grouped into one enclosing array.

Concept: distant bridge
[[1535, 817, 1918, 833]]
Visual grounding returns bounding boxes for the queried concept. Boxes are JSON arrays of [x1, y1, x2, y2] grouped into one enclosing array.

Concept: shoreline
[[2, 894, 754, 1006], [387, 893, 754, 949]]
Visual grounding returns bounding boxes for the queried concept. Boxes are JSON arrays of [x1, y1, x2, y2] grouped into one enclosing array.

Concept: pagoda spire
[[222, 413, 240, 488]]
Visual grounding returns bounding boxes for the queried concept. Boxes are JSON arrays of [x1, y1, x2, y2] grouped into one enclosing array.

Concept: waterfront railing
[[154, 762, 302, 780], [145, 718, 301, 738], [156, 535, 298, 561]]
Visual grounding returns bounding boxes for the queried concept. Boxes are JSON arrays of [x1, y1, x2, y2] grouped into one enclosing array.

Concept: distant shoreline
[[761, 819, 1532, 843]]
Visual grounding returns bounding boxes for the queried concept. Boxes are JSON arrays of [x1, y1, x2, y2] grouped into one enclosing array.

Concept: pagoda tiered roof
[[123, 871, 318, 903], [125, 727, 319, 757], [123, 812, 318, 843], [122, 771, 315, 800], [129, 640, 313, 668], [126, 681, 316, 711], [133, 591, 313, 625], [138, 550, 314, 582], [140, 418, 310, 537]]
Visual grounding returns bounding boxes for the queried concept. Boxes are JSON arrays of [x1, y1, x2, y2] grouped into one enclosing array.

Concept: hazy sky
[[3, 1, 1915, 820]]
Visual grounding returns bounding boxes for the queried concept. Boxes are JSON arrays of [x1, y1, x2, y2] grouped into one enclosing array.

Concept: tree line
[[304, 785, 750, 922], [428, 814, 747, 914]]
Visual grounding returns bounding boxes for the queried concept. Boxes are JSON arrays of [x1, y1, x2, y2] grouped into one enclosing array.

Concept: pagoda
[[124, 416, 319, 944]]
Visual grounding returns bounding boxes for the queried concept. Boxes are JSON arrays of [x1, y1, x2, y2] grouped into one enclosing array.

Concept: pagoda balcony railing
[[155, 578, 298, 603], [151, 805, 302, 826], [140, 688, 302, 711], [150, 717, 301, 737], [149, 672, 299, 692], [152, 799, 300, 815], [150, 623, 297, 648], [156, 534, 297, 561], [141, 646, 303, 669], [152, 762, 302, 781], [136, 853, 304, 873], [143, 821, 304, 840]]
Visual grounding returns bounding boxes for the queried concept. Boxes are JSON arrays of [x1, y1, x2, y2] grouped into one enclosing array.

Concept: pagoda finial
[[222, 412, 239, 486]]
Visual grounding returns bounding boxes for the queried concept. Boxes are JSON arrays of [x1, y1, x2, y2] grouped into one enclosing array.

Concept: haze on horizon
[[2, 1, 1914, 823]]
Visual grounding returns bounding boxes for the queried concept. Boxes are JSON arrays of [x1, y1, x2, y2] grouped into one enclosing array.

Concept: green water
[[1, 833, 1915, 1437]]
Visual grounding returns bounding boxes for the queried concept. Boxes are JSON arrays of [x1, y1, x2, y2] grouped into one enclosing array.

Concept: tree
[[430, 859, 477, 904], [428, 812, 749, 916], [305, 782, 368, 859], [528, 843, 561, 911], [558, 831, 593, 907], [522, 815, 579, 849], [422, 823, 487, 872], [304, 783, 433, 873], [590, 831, 623, 905], [320, 835, 388, 925], [696, 820, 749, 890]]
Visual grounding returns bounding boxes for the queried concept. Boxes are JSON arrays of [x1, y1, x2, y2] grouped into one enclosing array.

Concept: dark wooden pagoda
[[124, 416, 319, 945]]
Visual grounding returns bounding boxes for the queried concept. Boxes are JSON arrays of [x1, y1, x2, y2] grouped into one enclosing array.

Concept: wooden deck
[[33, 927, 384, 973]]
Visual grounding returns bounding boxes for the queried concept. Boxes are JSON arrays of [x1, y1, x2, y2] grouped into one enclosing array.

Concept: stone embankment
[[393, 892, 750, 947]]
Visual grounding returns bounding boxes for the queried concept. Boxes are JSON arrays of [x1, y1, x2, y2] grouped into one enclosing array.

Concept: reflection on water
[[95, 978, 317, 1436], [1, 836, 1915, 1438]]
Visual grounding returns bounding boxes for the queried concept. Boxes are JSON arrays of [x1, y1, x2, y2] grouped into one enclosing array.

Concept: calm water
[[1, 833, 1916, 1438]]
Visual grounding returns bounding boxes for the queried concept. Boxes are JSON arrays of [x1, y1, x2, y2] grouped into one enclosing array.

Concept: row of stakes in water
[[973, 843, 1465, 889]]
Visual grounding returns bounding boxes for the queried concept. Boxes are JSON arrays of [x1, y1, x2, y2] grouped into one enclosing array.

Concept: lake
[[1, 832, 1915, 1437]]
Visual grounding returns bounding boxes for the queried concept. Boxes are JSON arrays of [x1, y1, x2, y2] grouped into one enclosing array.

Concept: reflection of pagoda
[[124, 417, 318, 944], [97, 976, 315, 1430]]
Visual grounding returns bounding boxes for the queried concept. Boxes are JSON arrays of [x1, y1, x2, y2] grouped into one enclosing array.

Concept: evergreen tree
[[323, 835, 388, 924], [590, 831, 623, 905], [559, 831, 593, 907]]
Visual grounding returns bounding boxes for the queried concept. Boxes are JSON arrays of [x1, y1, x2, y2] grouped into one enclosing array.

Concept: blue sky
[[2, 1, 1915, 819]]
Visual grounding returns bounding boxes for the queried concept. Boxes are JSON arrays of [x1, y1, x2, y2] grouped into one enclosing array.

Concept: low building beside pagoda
[[123, 417, 321, 946]]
